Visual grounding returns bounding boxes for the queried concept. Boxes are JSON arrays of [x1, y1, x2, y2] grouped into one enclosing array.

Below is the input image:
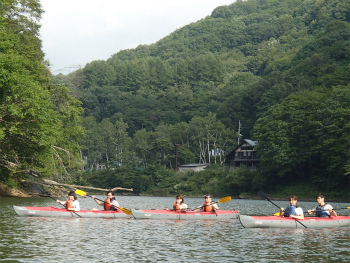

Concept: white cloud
[[40, 0, 235, 74]]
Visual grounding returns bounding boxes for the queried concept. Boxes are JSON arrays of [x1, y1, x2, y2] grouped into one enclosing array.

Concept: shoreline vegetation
[[1, 182, 349, 203]]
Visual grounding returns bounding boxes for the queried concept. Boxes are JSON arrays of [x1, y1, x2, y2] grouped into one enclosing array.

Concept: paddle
[[258, 191, 307, 228], [75, 189, 132, 215], [192, 196, 232, 211], [32, 184, 82, 218]]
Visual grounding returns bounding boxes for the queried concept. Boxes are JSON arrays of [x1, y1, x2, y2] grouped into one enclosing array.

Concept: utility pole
[[238, 120, 242, 144], [174, 143, 180, 172]]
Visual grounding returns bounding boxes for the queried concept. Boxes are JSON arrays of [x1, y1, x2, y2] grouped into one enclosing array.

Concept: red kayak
[[13, 206, 131, 218], [131, 209, 239, 220]]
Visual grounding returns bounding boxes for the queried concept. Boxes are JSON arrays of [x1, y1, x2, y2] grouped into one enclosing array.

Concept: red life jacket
[[65, 199, 73, 209], [202, 201, 213, 212], [173, 202, 181, 212], [104, 198, 113, 210]]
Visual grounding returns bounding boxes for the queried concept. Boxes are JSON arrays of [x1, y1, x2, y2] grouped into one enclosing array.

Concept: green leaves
[[0, 0, 84, 183], [252, 86, 350, 190]]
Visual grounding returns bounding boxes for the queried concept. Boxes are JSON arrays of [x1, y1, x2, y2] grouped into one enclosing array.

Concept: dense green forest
[[0, 0, 84, 187], [1, 0, 349, 198]]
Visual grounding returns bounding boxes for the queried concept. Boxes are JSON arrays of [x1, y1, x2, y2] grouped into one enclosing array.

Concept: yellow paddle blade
[[274, 212, 280, 216], [218, 196, 231, 203], [75, 189, 87, 196], [120, 207, 132, 215]]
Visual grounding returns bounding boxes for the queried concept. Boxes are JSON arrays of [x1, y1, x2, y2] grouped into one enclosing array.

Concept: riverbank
[[1, 181, 349, 202], [0, 182, 31, 197]]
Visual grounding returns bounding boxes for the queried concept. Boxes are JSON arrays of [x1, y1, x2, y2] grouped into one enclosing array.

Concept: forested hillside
[[0, 0, 84, 187], [52, 0, 350, 196], [2, 0, 348, 197], [51, 0, 350, 196]]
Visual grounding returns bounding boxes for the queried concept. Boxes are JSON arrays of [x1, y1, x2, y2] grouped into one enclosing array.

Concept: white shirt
[[111, 199, 120, 208], [180, 204, 188, 210], [295, 207, 303, 216]]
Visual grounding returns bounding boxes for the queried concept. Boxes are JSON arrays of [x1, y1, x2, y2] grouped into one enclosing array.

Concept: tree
[[82, 60, 116, 89], [113, 119, 132, 166], [189, 113, 235, 164], [252, 87, 350, 190], [0, 0, 84, 184], [132, 128, 152, 168]]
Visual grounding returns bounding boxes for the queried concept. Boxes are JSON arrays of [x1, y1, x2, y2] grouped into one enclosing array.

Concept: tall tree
[[0, 0, 84, 183]]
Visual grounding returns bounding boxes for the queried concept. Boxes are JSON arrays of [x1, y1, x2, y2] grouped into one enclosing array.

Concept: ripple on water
[[1, 197, 350, 262]]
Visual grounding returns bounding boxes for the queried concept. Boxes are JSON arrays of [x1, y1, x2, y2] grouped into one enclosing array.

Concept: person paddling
[[307, 193, 337, 217], [92, 191, 120, 211], [201, 194, 219, 212], [280, 195, 304, 220], [172, 194, 188, 212], [56, 191, 80, 211]]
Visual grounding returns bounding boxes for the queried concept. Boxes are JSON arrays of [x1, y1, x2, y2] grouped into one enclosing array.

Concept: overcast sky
[[40, 0, 235, 74]]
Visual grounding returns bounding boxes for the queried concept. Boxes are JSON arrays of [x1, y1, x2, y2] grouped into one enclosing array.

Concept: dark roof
[[243, 139, 258, 147], [224, 139, 258, 162]]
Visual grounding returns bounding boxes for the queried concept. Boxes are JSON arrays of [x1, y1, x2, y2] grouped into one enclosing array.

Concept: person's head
[[176, 194, 184, 204], [68, 191, 77, 200], [289, 195, 298, 206], [316, 193, 325, 205], [204, 194, 212, 202], [107, 191, 115, 199]]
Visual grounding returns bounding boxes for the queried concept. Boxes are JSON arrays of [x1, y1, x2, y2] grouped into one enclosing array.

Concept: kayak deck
[[13, 206, 131, 218], [239, 215, 350, 228], [131, 209, 239, 220]]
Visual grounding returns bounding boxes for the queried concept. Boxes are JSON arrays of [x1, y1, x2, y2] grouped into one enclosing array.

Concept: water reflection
[[0, 197, 349, 262]]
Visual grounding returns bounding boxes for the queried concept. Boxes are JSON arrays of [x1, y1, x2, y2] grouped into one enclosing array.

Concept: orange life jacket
[[202, 201, 213, 212], [104, 197, 114, 210], [65, 199, 73, 209], [173, 202, 181, 212]]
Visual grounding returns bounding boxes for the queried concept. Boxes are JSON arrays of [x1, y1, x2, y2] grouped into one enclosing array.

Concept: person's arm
[[325, 204, 337, 217], [290, 214, 304, 220], [213, 203, 219, 210], [56, 200, 65, 206], [92, 196, 103, 206], [280, 207, 285, 217], [307, 206, 316, 215]]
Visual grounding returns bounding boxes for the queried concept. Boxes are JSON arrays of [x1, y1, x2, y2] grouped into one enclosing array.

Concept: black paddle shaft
[[258, 191, 282, 210]]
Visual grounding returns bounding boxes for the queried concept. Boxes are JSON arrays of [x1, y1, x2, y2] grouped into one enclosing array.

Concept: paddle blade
[[75, 189, 87, 196], [120, 207, 132, 215], [218, 196, 231, 203], [33, 184, 45, 194], [274, 212, 280, 216], [257, 191, 269, 201]]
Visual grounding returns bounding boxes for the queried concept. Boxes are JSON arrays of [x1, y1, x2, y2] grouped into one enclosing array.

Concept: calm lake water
[[1, 195, 350, 262]]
